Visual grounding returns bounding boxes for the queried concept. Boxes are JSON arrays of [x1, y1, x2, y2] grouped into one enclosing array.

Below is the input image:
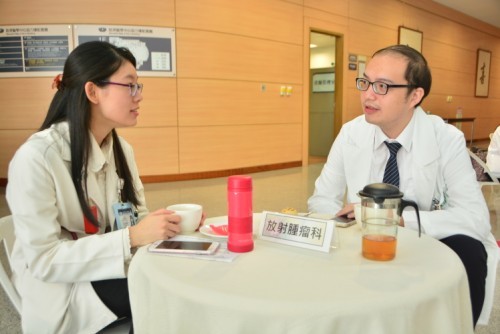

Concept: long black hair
[[41, 41, 140, 227]]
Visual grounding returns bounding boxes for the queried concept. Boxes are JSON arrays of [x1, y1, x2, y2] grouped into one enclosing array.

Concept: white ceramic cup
[[166, 204, 203, 233]]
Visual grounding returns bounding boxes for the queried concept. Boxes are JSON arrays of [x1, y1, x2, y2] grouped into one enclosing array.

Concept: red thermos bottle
[[227, 175, 254, 252]]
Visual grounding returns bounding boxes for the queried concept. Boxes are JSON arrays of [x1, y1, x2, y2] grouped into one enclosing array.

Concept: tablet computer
[[148, 240, 220, 255]]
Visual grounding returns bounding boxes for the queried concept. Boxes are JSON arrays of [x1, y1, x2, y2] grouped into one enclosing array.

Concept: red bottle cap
[[228, 175, 252, 190]]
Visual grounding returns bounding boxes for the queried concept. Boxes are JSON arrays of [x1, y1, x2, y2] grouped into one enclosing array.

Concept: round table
[[128, 215, 473, 334]]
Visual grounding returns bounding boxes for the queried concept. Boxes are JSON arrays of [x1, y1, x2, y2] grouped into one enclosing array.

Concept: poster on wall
[[73, 25, 176, 77], [0, 25, 73, 77], [312, 72, 335, 92], [398, 26, 423, 53], [475, 49, 491, 97]]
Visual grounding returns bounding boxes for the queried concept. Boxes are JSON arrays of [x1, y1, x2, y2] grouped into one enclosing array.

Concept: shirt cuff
[[122, 227, 133, 261]]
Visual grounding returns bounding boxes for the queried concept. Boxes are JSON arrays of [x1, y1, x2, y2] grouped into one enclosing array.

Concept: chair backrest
[[468, 148, 499, 186], [0, 215, 22, 314]]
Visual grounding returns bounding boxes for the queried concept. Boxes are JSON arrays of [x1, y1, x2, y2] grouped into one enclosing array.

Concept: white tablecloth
[[128, 218, 473, 334]]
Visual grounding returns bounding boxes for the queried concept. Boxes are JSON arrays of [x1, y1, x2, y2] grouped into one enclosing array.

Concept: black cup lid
[[358, 183, 404, 201]]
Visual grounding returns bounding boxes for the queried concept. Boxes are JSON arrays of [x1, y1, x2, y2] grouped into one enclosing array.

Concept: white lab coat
[[308, 107, 498, 325], [6, 122, 148, 333]]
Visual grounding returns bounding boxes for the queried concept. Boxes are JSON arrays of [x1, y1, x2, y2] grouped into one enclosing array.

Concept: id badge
[[113, 202, 137, 230]]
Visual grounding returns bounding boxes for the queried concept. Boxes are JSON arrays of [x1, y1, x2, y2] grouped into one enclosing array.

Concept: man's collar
[[374, 110, 417, 152]]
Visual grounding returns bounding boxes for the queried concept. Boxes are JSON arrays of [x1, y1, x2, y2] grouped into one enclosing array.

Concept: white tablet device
[[148, 240, 220, 255]]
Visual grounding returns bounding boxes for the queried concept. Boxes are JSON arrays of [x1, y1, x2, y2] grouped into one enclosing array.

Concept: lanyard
[[117, 178, 124, 203]]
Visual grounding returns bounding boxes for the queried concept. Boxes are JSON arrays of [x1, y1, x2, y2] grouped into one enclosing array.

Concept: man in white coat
[[308, 45, 498, 328]]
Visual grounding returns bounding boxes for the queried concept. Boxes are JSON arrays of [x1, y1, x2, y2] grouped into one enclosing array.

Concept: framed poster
[[475, 49, 491, 97], [312, 72, 334, 92], [73, 24, 176, 77], [0, 24, 73, 77], [398, 26, 423, 53]]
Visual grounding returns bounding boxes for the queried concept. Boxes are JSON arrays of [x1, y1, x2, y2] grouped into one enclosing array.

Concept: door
[[309, 32, 337, 162]]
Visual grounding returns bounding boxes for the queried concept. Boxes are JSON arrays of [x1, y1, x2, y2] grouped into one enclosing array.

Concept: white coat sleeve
[[307, 128, 348, 215]]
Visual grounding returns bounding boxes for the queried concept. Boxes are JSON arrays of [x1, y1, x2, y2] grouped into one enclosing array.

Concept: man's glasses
[[355, 78, 415, 95], [99, 81, 144, 97]]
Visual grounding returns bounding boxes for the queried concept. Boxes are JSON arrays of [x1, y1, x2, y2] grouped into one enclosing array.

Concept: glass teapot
[[357, 183, 421, 260], [358, 183, 421, 236]]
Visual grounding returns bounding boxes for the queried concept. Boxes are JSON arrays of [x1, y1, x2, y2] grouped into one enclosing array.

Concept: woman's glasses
[[99, 81, 144, 97]]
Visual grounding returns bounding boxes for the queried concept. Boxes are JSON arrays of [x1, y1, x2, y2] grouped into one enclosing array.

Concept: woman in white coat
[[6, 41, 201, 333]]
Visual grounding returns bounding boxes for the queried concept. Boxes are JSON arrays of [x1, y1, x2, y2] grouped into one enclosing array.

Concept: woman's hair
[[41, 41, 140, 227], [372, 45, 432, 107]]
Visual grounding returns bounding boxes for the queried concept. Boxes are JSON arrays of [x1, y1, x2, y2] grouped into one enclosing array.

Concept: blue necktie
[[383, 141, 402, 188]]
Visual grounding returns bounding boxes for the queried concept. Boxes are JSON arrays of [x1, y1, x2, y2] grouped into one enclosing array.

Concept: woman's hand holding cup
[[128, 208, 181, 247], [166, 204, 204, 233]]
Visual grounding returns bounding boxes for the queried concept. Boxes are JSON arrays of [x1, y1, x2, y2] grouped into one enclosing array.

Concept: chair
[[468, 148, 500, 187], [0, 215, 21, 314], [97, 317, 132, 333], [0, 215, 131, 333]]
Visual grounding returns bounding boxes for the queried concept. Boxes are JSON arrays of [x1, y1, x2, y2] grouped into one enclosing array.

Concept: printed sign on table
[[258, 211, 335, 252], [73, 24, 176, 77]]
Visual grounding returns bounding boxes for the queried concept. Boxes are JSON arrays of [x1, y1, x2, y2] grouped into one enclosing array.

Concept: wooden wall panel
[[345, 88, 362, 121], [475, 119, 499, 140], [488, 76, 500, 99], [0, 0, 175, 26], [304, 0, 349, 17], [0, 78, 54, 129], [424, 40, 475, 74], [474, 98, 500, 119], [118, 127, 179, 176], [176, 30, 302, 83], [138, 78, 177, 127], [402, 0, 500, 38], [422, 95, 452, 118], [348, 21, 396, 56], [176, 0, 302, 45], [349, 0, 405, 28], [491, 56, 500, 78], [0, 78, 176, 129], [178, 124, 302, 173], [303, 7, 348, 28], [177, 79, 302, 126], [0, 130, 34, 180], [1, 0, 500, 180], [285, 0, 303, 5], [430, 68, 474, 97], [406, 11, 480, 49]]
